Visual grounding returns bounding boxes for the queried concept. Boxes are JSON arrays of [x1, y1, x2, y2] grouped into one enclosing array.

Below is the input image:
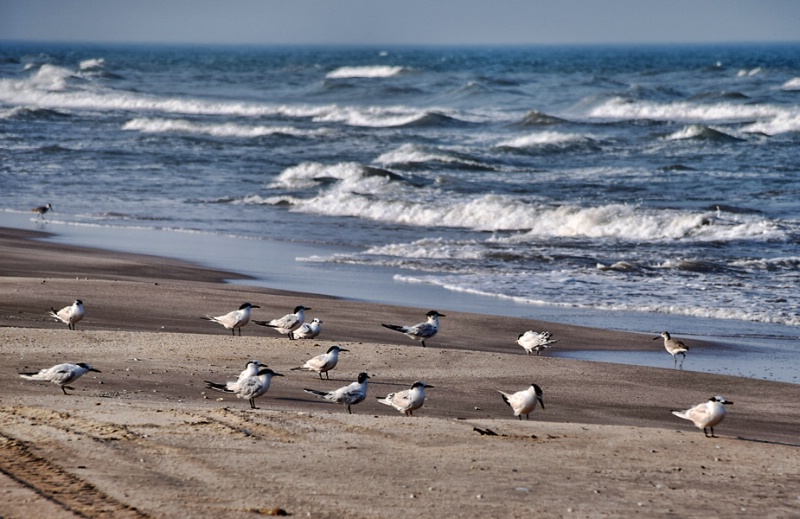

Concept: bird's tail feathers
[[671, 410, 688, 419], [19, 373, 41, 380], [252, 320, 278, 328], [205, 381, 233, 393], [381, 323, 405, 332], [304, 388, 328, 397], [496, 390, 511, 406], [290, 366, 308, 371]]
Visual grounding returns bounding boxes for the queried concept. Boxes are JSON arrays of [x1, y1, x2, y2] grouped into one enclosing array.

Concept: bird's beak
[[652, 337, 660, 340], [538, 397, 545, 410], [339, 348, 350, 352], [439, 314, 446, 317], [273, 372, 285, 377], [425, 384, 434, 388], [252, 305, 261, 308], [90, 368, 101, 373], [726, 400, 734, 405]]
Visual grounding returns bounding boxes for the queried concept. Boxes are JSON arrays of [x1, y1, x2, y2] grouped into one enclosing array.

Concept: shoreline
[[3, 209, 799, 384], [2, 225, 800, 517]]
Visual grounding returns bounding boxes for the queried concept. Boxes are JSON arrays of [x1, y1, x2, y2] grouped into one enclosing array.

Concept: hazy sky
[[1, 0, 798, 46]]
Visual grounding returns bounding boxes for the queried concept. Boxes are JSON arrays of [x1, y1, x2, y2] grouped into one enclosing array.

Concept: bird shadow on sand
[[735, 436, 800, 448]]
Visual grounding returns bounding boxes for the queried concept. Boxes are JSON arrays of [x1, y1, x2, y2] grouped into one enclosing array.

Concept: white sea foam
[[780, 77, 800, 91], [741, 112, 800, 135], [587, 97, 787, 123], [374, 143, 485, 167], [79, 58, 105, 70], [495, 131, 592, 149], [122, 117, 328, 138], [325, 65, 406, 79]]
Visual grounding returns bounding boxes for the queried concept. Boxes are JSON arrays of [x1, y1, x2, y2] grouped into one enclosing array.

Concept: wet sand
[[1, 227, 799, 518]]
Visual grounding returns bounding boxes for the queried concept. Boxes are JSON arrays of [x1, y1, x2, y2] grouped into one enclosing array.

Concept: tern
[[517, 330, 558, 356], [291, 345, 348, 380], [253, 305, 309, 339], [205, 368, 283, 409], [381, 310, 445, 348], [32, 203, 53, 221], [292, 318, 323, 340], [654, 331, 689, 367], [672, 396, 733, 438], [497, 384, 545, 420], [48, 299, 84, 330], [234, 360, 268, 383], [304, 372, 369, 414], [20, 362, 100, 395], [377, 381, 433, 417], [202, 303, 260, 336]]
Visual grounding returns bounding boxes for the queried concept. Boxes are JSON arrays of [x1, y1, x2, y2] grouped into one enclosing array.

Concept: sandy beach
[[1, 226, 799, 518]]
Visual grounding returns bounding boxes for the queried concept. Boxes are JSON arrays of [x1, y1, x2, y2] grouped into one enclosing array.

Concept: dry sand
[[1, 227, 799, 518]]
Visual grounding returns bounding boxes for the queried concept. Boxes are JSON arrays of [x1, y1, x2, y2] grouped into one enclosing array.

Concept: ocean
[[2, 42, 799, 382]]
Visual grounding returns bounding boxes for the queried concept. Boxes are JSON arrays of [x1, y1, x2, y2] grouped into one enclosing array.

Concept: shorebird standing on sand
[[377, 381, 433, 417], [32, 203, 53, 221], [672, 396, 733, 438], [517, 330, 558, 356], [292, 317, 323, 339], [205, 368, 283, 409], [253, 305, 309, 339], [202, 303, 260, 336], [49, 299, 85, 330], [381, 310, 445, 348], [655, 331, 689, 367], [20, 362, 100, 395], [497, 384, 545, 420], [304, 372, 370, 414], [291, 345, 348, 380]]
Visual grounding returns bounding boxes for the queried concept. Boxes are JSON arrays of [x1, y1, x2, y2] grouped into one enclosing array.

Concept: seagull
[[202, 303, 260, 336], [654, 331, 689, 367], [32, 203, 53, 221], [292, 318, 323, 340], [517, 330, 558, 356], [672, 396, 733, 438], [377, 381, 433, 417], [304, 372, 369, 414], [205, 368, 283, 409], [19, 362, 100, 395], [48, 299, 84, 330], [497, 384, 545, 420], [253, 305, 310, 339], [381, 310, 445, 347], [291, 345, 348, 380]]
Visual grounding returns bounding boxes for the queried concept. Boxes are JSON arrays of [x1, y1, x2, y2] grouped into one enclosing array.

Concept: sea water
[[2, 43, 799, 381]]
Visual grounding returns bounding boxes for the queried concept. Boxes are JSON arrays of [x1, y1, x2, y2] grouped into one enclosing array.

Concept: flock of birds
[[20, 298, 732, 437]]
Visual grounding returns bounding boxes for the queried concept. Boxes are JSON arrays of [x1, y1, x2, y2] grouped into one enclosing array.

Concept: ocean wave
[[495, 131, 595, 150], [121, 117, 329, 138], [780, 77, 800, 91], [741, 112, 800, 135], [663, 124, 742, 142], [79, 58, 105, 70], [515, 110, 567, 126], [585, 97, 788, 124], [267, 161, 413, 191], [374, 143, 491, 170], [325, 65, 406, 79]]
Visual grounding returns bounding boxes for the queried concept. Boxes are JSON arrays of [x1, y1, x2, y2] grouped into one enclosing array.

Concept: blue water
[[2, 43, 799, 381]]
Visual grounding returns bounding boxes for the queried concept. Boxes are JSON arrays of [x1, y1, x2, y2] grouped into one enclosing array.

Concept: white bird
[[202, 302, 260, 336], [20, 362, 100, 395], [32, 203, 53, 221], [205, 368, 283, 409], [377, 381, 433, 417], [253, 305, 310, 339], [672, 396, 733, 438], [654, 331, 689, 367], [381, 310, 445, 348], [517, 330, 558, 356], [304, 372, 370, 414], [497, 384, 545, 420], [291, 345, 348, 380], [292, 318, 323, 339], [48, 299, 84, 330]]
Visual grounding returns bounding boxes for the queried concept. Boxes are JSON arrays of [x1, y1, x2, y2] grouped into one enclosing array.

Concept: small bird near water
[[202, 302, 260, 336], [304, 372, 370, 414], [291, 345, 348, 380], [32, 203, 53, 221], [377, 381, 433, 417], [381, 310, 445, 348], [654, 331, 689, 367], [672, 396, 733, 437], [497, 383, 545, 420], [253, 305, 310, 339]]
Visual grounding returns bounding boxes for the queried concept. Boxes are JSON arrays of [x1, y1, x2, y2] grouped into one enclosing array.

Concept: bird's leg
[[318, 372, 324, 380], [324, 371, 329, 380], [347, 405, 352, 414], [61, 386, 68, 395], [250, 398, 256, 409], [518, 415, 522, 421]]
